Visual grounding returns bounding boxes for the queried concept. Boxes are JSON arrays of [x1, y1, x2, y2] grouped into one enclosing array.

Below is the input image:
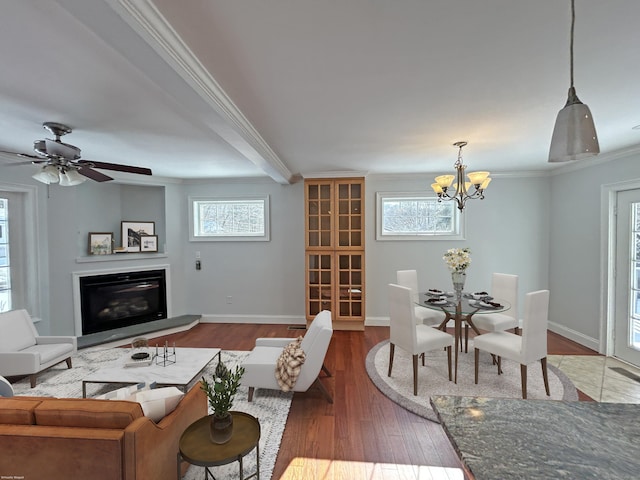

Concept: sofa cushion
[[128, 387, 184, 423], [34, 398, 144, 429], [0, 309, 37, 352], [275, 336, 306, 392], [0, 397, 43, 425], [22, 343, 75, 364]]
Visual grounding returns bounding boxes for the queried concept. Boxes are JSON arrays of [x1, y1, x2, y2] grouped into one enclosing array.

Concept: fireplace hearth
[[79, 269, 167, 335]]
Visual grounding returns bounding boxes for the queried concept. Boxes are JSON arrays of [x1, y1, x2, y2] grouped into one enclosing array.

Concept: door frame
[[601, 178, 640, 356]]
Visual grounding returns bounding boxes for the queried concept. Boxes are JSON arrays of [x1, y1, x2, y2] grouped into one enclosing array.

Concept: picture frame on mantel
[[140, 235, 158, 253], [88, 232, 113, 255], [121, 221, 155, 253]]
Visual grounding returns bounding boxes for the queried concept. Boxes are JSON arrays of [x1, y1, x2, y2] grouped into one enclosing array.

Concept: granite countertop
[[431, 395, 640, 480]]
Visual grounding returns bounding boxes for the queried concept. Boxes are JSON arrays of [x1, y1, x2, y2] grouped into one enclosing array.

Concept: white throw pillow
[[128, 386, 184, 422], [94, 381, 155, 400]]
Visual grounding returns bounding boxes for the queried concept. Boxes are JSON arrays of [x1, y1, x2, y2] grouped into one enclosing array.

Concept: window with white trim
[[376, 192, 464, 240], [189, 195, 270, 241]]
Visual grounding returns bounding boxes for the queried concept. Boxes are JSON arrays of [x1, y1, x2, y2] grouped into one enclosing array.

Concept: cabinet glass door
[[335, 253, 364, 320], [306, 182, 333, 248], [307, 253, 333, 317]]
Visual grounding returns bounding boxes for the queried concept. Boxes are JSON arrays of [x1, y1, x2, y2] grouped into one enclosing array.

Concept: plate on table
[[478, 300, 502, 309], [427, 289, 444, 296], [426, 298, 448, 306]]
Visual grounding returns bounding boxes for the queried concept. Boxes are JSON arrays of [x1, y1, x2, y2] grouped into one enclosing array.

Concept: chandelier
[[548, 0, 599, 162], [430, 141, 491, 211]]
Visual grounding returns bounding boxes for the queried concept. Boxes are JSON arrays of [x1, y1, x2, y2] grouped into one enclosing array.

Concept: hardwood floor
[[150, 324, 597, 480]]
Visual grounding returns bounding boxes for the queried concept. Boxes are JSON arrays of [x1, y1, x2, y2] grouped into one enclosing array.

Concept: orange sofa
[[0, 386, 206, 480]]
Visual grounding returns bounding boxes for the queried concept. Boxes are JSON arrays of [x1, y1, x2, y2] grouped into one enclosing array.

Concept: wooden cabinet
[[305, 178, 365, 330]]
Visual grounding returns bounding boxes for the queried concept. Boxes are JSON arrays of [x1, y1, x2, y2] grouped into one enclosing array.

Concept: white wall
[[549, 149, 640, 350]]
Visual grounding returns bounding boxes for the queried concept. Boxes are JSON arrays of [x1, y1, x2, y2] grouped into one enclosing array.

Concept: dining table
[[419, 291, 511, 383]]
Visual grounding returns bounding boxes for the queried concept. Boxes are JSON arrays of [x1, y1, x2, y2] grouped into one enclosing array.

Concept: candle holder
[[155, 341, 176, 367]]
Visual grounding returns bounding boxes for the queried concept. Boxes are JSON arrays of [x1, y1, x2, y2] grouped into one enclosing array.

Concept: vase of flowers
[[200, 352, 245, 444], [443, 247, 471, 299]]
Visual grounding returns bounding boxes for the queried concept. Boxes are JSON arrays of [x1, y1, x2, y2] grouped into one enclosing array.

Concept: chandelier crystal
[[431, 141, 491, 212]]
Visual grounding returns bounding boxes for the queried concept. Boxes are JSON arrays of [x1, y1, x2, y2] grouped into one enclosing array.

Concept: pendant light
[[549, 0, 599, 162]]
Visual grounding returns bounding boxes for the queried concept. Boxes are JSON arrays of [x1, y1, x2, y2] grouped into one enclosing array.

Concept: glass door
[[614, 189, 640, 366]]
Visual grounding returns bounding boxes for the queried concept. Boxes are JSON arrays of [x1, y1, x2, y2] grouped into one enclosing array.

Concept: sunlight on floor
[[277, 457, 464, 480]]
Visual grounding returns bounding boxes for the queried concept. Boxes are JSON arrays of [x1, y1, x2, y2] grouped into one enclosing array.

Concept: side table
[[178, 411, 261, 480]]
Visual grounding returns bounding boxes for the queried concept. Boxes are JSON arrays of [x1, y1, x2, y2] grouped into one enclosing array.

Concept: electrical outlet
[[195, 260, 201, 270], [226, 296, 232, 304]]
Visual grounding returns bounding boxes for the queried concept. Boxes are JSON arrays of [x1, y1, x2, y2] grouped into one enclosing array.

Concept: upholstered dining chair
[[473, 289, 550, 399], [388, 283, 454, 395], [396, 270, 446, 327], [470, 272, 520, 336]]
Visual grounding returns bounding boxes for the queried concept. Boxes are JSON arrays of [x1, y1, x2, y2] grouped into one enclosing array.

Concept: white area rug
[[367, 340, 578, 422], [12, 348, 292, 480]]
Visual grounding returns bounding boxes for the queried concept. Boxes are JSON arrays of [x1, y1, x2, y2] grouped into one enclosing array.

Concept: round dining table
[[419, 292, 511, 383]]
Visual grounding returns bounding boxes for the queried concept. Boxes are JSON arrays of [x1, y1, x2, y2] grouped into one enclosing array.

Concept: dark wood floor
[[150, 324, 597, 480]]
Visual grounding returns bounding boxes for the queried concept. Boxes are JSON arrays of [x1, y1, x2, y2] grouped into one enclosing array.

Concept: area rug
[[11, 348, 292, 480], [366, 340, 578, 423]]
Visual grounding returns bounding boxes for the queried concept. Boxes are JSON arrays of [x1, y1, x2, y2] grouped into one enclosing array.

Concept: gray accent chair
[[242, 310, 333, 403], [0, 309, 77, 387]]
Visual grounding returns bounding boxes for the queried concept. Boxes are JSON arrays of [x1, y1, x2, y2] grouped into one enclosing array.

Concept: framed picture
[[121, 221, 155, 252], [88, 232, 113, 255], [140, 235, 158, 253]]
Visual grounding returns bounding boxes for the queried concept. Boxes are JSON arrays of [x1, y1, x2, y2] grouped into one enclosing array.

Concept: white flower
[[443, 247, 471, 272]]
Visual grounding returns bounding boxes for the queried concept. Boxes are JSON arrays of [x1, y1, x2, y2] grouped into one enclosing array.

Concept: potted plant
[[200, 352, 245, 444]]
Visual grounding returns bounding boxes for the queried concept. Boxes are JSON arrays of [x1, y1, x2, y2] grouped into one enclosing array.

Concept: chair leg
[[474, 348, 479, 384], [520, 364, 528, 399], [30, 374, 37, 388], [66, 357, 72, 369], [464, 324, 469, 353], [388, 343, 395, 377], [313, 378, 334, 404], [446, 346, 452, 381], [497, 356, 502, 375], [248, 387, 255, 402], [541, 357, 550, 396], [412, 354, 419, 396], [421, 352, 425, 366], [321, 363, 332, 377]]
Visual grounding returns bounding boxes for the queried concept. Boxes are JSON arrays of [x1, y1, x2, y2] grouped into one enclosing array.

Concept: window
[[376, 192, 464, 240], [189, 195, 270, 241]]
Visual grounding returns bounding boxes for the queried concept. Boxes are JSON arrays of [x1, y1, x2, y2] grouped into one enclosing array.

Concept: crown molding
[[109, 0, 293, 185], [549, 144, 640, 176], [300, 170, 369, 179]]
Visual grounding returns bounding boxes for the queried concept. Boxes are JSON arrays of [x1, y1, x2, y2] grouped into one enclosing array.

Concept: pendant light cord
[[569, 0, 575, 88]]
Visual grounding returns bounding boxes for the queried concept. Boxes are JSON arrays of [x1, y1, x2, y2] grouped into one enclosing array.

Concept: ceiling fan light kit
[[549, 0, 599, 163], [1, 122, 152, 186]]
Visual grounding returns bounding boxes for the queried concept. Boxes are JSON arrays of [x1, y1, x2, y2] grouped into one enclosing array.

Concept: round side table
[[178, 411, 261, 480]]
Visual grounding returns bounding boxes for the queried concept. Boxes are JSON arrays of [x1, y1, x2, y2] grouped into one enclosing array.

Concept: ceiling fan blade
[[78, 160, 152, 176], [0, 150, 43, 160], [78, 166, 113, 182]]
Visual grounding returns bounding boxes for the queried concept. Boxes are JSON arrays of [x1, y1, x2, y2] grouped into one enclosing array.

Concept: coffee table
[[82, 347, 220, 397]]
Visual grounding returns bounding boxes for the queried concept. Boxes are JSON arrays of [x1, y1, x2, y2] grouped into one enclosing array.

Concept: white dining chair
[[470, 273, 520, 334], [473, 289, 550, 399], [388, 283, 454, 395], [396, 270, 446, 327]]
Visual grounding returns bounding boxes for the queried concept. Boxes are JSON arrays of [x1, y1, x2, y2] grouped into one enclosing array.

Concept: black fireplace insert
[[79, 269, 167, 335]]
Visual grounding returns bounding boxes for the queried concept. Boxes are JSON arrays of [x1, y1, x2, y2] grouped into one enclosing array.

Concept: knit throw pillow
[[275, 336, 306, 392]]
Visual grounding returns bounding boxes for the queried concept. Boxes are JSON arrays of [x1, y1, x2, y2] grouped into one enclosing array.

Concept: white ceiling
[[0, 0, 639, 184]]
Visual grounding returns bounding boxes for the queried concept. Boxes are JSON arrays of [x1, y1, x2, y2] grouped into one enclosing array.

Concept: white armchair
[[242, 310, 333, 403], [0, 309, 77, 387]]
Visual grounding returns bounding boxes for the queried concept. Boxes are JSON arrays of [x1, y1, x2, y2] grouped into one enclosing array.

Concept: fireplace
[[78, 269, 168, 335]]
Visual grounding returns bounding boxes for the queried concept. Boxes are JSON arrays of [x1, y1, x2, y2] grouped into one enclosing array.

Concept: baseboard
[[548, 321, 600, 352], [200, 314, 305, 325]]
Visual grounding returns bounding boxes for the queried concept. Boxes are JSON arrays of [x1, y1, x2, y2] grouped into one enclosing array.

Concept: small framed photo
[[121, 221, 155, 252], [88, 232, 113, 255], [140, 235, 158, 253]]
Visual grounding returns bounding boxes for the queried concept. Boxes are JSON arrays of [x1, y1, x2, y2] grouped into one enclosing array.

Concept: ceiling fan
[[0, 122, 152, 186]]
